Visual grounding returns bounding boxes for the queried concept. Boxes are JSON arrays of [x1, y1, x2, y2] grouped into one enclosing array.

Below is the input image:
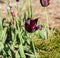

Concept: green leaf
[[15, 51, 20, 58], [0, 42, 4, 52], [19, 44, 26, 58]]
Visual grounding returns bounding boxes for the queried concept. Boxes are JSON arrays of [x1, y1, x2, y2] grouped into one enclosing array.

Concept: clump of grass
[[34, 28, 60, 58]]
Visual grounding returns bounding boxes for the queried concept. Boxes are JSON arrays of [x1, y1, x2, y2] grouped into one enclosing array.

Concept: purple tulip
[[25, 18, 38, 32], [40, 0, 50, 7], [25, 18, 42, 33], [16, 0, 19, 2]]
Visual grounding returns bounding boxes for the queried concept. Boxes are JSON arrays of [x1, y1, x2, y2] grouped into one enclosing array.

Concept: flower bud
[[40, 0, 50, 7], [38, 25, 43, 30], [10, 6, 15, 17], [16, 0, 19, 2]]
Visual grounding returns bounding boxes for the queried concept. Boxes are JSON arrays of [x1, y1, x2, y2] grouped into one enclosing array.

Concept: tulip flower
[[40, 0, 50, 7], [16, 0, 19, 2], [25, 18, 42, 33]]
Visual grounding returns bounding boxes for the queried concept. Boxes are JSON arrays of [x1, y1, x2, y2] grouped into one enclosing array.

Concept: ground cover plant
[[0, 0, 60, 58]]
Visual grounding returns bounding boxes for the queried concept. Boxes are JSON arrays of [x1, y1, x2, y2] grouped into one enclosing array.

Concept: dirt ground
[[0, 0, 60, 28]]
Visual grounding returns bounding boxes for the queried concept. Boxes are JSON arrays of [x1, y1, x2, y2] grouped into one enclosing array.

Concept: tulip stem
[[44, 7, 49, 39], [17, 2, 19, 16]]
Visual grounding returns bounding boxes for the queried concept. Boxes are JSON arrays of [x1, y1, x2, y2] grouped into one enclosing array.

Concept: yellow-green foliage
[[34, 29, 60, 58]]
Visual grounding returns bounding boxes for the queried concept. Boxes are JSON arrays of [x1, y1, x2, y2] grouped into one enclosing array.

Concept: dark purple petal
[[40, 0, 50, 7], [26, 18, 31, 25], [33, 18, 38, 24]]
